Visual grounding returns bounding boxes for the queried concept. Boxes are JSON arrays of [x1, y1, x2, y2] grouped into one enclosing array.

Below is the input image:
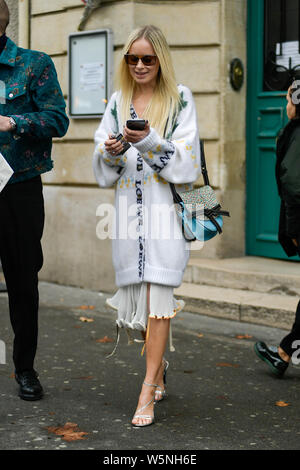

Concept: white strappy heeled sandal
[[132, 381, 158, 427], [155, 359, 169, 403]]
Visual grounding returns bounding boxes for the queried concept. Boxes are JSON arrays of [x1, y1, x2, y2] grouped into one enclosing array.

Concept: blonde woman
[[93, 25, 201, 427]]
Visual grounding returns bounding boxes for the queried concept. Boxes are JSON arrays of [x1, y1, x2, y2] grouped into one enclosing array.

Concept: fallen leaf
[[216, 362, 239, 368], [46, 422, 88, 442], [197, 333, 204, 338], [79, 316, 94, 323], [235, 334, 253, 339], [96, 336, 114, 343], [276, 401, 290, 407], [79, 305, 95, 310]]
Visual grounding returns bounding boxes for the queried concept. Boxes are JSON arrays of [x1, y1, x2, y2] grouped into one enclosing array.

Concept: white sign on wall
[[69, 29, 113, 118], [276, 41, 300, 69]]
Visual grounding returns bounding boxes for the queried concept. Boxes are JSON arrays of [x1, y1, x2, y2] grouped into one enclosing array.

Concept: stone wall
[[27, 0, 247, 292], [6, 0, 18, 43], [218, 0, 247, 258]]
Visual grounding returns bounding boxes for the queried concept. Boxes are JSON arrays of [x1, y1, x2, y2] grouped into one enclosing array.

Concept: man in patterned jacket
[[0, 1, 69, 400]]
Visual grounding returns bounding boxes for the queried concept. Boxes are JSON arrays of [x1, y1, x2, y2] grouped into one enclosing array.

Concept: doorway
[[246, 0, 300, 260]]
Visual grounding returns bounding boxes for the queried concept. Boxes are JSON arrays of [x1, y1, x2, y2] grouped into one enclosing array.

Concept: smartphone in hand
[[126, 119, 146, 130]]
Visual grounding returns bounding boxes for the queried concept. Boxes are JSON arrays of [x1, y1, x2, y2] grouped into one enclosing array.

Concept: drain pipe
[[18, 0, 30, 48]]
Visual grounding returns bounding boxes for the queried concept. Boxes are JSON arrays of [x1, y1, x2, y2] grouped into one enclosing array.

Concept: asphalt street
[[0, 282, 299, 451]]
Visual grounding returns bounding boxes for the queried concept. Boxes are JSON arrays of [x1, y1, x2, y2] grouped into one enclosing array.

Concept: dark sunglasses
[[124, 54, 157, 66]]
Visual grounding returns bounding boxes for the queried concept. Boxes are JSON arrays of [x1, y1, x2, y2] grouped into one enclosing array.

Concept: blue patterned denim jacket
[[0, 37, 69, 183]]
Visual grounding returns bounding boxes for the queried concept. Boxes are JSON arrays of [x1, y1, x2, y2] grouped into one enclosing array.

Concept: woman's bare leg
[[131, 317, 170, 425], [132, 284, 170, 426]]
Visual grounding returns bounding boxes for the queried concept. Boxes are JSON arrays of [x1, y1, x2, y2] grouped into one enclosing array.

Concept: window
[[264, 0, 300, 91]]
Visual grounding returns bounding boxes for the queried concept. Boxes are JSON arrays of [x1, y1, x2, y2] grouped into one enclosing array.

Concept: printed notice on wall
[[276, 41, 300, 68], [79, 62, 105, 91], [0, 153, 13, 192], [69, 29, 113, 117]]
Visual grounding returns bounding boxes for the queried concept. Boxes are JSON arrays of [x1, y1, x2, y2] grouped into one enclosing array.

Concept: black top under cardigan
[[275, 117, 300, 257]]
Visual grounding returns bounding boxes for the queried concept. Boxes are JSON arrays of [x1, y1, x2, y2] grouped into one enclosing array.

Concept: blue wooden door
[[246, 0, 300, 260]]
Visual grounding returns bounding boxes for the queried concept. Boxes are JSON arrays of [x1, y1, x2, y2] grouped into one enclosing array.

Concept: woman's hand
[[123, 121, 150, 143], [105, 134, 124, 156], [292, 238, 299, 247]]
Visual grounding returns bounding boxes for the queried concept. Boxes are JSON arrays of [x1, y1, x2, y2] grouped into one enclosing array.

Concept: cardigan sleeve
[[93, 92, 127, 188], [132, 85, 201, 184]]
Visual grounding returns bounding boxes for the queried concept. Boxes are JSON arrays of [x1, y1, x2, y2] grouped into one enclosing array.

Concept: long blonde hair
[[117, 25, 181, 137]]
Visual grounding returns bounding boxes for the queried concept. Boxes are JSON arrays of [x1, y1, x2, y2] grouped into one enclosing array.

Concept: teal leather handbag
[[170, 140, 230, 242]]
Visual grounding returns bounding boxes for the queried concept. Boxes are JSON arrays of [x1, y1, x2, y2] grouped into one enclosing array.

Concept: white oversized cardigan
[[93, 84, 201, 288]]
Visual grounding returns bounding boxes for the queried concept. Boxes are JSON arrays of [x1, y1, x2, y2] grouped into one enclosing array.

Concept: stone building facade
[[6, 0, 18, 42], [14, 0, 247, 292]]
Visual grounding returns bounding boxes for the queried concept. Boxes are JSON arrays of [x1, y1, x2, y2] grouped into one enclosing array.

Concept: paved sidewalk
[[0, 282, 299, 451]]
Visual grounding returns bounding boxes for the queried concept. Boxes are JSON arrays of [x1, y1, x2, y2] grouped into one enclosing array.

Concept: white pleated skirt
[[106, 282, 185, 332]]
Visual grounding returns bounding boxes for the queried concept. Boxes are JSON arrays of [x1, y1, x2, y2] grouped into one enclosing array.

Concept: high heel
[[132, 381, 158, 427], [163, 359, 169, 385], [155, 359, 169, 403]]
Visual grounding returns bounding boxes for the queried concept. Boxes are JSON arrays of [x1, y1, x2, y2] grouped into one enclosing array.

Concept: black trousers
[[280, 300, 300, 357], [0, 176, 44, 373]]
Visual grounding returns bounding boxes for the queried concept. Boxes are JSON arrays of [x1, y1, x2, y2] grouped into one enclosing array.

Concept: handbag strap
[[169, 180, 183, 204], [169, 139, 209, 204], [200, 139, 210, 186]]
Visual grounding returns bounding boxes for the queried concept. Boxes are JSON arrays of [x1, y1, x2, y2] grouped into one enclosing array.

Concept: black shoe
[[254, 342, 289, 377], [15, 369, 44, 401]]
